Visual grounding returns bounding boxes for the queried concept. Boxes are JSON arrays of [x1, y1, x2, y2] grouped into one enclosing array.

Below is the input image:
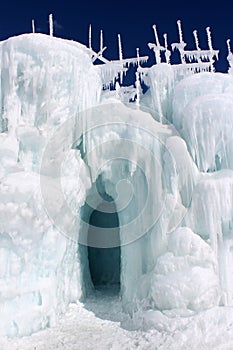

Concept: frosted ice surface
[[151, 227, 219, 311], [0, 33, 233, 340]]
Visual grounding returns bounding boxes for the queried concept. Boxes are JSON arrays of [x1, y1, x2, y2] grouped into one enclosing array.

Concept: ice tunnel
[[79, 191, 121, 295]]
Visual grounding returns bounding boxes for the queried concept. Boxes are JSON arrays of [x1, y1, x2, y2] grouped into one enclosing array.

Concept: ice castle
[[1, 15, 233, 337]]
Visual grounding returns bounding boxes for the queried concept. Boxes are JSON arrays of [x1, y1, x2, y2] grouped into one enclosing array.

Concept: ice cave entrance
[[83, 197, 121, 295]]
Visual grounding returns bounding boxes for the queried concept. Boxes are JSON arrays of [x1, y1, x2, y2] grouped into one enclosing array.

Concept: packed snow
[[0, 29, 233, 350]]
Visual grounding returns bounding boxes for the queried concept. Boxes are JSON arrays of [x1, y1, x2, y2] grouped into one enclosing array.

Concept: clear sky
[[0, 0, 232, 72]]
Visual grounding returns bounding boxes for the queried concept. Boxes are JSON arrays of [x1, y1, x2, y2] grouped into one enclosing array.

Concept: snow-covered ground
[[1, 287, 233, 350]]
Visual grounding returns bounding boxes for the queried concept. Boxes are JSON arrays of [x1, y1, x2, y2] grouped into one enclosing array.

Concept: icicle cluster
[[32, 16, 226, 105]]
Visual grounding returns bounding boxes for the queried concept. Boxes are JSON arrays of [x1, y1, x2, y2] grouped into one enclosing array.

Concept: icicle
[[89, 24, 92, 50], [151, 24, 162, 64], [163, 33, 171, 64], [136, 47, 140, 66], [49, 14, 53, 37], [135, 71, 141, 108], [226, 39, 233, 75], [100, 29, 103, 53], [177, 19, 184, 43], [118, 34, 124, 84], [164, 33, 168, 50], [206, 27, 213, 51], [152, 25, 160, 46], [175, 20, 186, 64], [118, 34, 123, 61], [227, 39, 231, 55], [32, 19, 35, 33], [193, 30, 200, 50]]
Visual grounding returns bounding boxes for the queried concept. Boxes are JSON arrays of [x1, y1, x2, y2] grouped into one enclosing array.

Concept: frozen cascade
[[0, 33, 232, 339], [172, 72, 233, 171]]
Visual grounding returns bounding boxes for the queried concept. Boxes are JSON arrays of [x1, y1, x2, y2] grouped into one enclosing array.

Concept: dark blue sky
[[0, 0, 232, 72]]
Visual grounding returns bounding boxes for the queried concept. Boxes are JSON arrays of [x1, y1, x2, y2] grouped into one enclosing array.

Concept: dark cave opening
[[87, 200, 121, 292]]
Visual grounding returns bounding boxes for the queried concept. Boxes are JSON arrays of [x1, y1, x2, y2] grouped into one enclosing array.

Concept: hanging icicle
[[49, 14, 53, 37]]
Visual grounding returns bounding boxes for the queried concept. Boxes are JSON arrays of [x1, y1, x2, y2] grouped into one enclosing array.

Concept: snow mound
[[151, 227, 220, 311]]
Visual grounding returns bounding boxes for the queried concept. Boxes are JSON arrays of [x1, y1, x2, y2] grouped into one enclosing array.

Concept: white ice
[[0, 32, 233, 349]]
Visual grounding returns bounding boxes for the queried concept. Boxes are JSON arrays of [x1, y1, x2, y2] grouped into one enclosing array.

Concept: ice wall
[[0, 33, 101, 173], [172, 72, 233, 171], [0, 32, 233, 338], [74, 103, 219, 314], [0, 34, 101, 336]]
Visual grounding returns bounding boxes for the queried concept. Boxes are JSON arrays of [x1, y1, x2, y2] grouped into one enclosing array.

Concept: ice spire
[[227, 38, 231, 55], [193, 30, 200, 50], [89, 24, 92, 50], [177, 20, 186, 64], [148, 25, 165, 64], [32, 19, 35, 33], [100, 30, 103, 52], [206, 27, 213, 51], [226, 39, 233, 74], [136, 47, 140, 66], [152, 25, 162, 64], [49, 14, 53, 37], [206, 27, 218, 72], [163, 33, 171, 64], [153, 25, 160, 47], [171, 20, 186, 64], [135, 71, 140, 108], [118, 34, 123, 61], [118, 34, 124, 84], [177, 19, 184, 44]]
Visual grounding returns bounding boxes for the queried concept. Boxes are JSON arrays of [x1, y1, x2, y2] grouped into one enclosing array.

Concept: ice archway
[[79, 188, 121, 295]]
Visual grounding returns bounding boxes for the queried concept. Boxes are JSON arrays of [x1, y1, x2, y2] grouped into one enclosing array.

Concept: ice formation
[[0, 17, 233, 338]]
